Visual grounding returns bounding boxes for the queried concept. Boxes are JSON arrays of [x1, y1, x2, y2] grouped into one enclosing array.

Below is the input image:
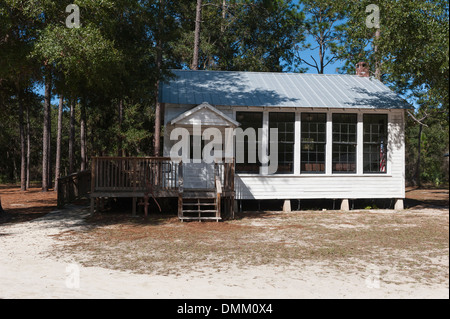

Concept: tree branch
[[407, 111, 429, 127], [323, 54, 338, 68], [300, 59, 317, 68]]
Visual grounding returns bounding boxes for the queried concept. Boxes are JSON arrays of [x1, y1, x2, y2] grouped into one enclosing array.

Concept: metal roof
[[160, 70, 411, 109]]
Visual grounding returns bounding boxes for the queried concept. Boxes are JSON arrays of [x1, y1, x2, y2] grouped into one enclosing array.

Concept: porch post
[[326, 112, 332, 175], [357, 113, 364, 175], [224, 127, 234, 162], [132, 197, 137, 216], [90, 157, 96, 215], [260, 110, 269, 175], [294, 112, 301, 175]]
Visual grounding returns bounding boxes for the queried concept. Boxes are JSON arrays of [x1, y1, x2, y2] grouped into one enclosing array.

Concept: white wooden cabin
[[160, 66, 410, 212]]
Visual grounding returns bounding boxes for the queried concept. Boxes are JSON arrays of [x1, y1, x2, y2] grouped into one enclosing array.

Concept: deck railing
[[57, 170, 91, 208], [214, 159, 235, 219], [215, 160, 235, 194], [91, 157, 181, 194], [90, 156, 235, 218]]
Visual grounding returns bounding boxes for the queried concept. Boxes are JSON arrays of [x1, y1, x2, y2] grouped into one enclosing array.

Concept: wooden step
[[182, 209, 217, 213], [179, 188, 221, 221], [182, 189, 216, 198], [180, 216, 222, 221], [182, 193, 216, 199], [183, 204, 217, 209]]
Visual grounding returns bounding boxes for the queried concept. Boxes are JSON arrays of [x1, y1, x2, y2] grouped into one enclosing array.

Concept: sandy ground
[[0, 205, 448, 299]]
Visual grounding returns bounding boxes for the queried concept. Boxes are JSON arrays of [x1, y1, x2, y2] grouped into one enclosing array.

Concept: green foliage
[[0, 0, 448, 188], [294, 0, 347, 73], [406, 110, 449, 186], [338, 0, 449, 107], [0, 89, 43, 183], [32, 24, 124, 95], [172, 0, 304, 71]]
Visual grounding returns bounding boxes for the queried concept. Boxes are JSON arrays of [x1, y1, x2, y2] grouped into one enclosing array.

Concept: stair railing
[[214, 161, 222, 219]]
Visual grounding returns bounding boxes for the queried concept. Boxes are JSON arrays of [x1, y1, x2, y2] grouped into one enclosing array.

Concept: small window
[[301, 113, 326, 173], [332, 114, 357, 173], [364, 114, 388, 173], [235, 112, 263, 173], [269, 112, 295, 174]]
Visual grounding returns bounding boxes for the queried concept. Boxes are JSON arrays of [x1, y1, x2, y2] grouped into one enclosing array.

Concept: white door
[[183, 162, 215, 189]]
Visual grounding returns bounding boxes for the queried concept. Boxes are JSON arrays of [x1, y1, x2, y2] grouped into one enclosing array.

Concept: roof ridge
[[169, 69, 358, 77]]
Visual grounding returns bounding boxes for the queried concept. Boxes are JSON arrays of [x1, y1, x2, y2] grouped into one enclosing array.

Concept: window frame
[[269, 112, 295, 174], [300, 113, 327, 174], [332, 113, 358, 174], [235, 111, 264, 174], [363, 114, 388, 174]]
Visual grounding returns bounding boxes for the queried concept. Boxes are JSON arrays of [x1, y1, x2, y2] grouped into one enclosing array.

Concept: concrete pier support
[[394, 199, 404, 210], [283, 200, 291, 213], [340, 199, 350, 211]]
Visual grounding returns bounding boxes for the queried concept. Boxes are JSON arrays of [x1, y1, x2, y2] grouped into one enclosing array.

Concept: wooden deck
[[57, 170, 91, 208], [89, 157, 235, 220]]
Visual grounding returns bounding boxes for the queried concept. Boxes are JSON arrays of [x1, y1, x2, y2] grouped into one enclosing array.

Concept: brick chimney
[[356, 62, 370, 77]]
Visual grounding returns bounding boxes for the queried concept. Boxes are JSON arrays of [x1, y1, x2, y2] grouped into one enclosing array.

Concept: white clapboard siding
[[163, 103, 406, 200], [235, 175, 404, 199], [236, 109, 405, 199]]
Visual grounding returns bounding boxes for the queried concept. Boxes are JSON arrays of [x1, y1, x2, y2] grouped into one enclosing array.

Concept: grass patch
[[52, 209, 449, 285]]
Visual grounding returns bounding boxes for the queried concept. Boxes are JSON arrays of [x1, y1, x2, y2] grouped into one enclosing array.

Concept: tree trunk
[[191, 0, 202, 70], [221, 0, 227, 33], [48, 108, 52, 189], [154, 0, 164, 157], [54, 96, 63, 192], [68, 99, 75, 174], [318, 40, 324, 74], [416, 124, 423, 187], [80, 101, 87, 171], [154, 96, 161, 156], [42, 69, 52, 191], [0, 196, 5, 214], [374, 29, 381, 80], [118, 99, 123, 157], [18, 87, 26, 191], [26, 104, 31, 190]]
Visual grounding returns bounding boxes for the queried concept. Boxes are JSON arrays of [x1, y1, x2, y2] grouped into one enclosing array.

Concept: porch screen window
[[189, 136, 206, 161], [363, 114, 388, 173], [301, 113, 326, 173], [235, 112, 263, 173], [332, 114, 357, 173], [269, 112, 295, 174]]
